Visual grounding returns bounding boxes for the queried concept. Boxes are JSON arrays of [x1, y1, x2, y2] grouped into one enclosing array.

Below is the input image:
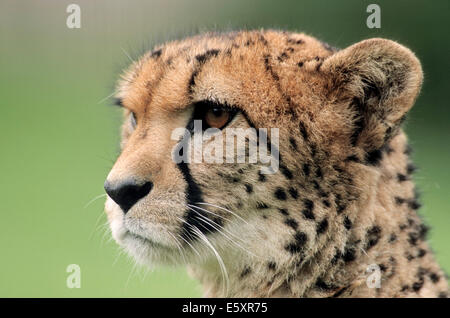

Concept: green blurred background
[[0, 0, 448, 297]]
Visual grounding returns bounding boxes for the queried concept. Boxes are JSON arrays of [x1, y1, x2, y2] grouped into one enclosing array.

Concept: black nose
[[104, 179, 153, 213]]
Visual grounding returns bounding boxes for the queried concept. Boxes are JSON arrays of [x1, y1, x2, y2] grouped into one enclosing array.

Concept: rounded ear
[[321, 38, 423, 151]]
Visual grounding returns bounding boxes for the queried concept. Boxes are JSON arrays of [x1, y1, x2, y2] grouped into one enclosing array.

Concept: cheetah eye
[[130, 112, 137, 128], [204, 106, 231, 129], [193, 100, 238, 130]]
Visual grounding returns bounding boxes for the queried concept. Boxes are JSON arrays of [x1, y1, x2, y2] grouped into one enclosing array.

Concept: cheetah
[[104, 30, 449, 297]]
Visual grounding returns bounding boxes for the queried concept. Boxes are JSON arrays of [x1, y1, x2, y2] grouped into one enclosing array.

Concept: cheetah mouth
[[124, 230, 171, 250]]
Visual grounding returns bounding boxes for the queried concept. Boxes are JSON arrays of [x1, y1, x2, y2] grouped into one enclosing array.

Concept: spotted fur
[[105, 30, 448, 297]]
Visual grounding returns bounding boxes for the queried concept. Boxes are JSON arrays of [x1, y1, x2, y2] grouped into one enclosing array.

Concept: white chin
[[120, 232, 186, 266]]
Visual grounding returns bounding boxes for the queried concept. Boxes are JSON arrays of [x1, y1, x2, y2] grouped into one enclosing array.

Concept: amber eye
[[190, 100, 238, 131], [204, 106, 231, 129]]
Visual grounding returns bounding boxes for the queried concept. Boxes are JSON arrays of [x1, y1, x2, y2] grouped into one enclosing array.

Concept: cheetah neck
[[188, 132, 448, 298]]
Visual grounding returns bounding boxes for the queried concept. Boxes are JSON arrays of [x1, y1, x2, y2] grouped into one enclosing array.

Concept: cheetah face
[[104, 30, 422, 270]]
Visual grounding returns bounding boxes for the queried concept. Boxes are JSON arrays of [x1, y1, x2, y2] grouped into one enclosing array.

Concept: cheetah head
[[104, 30, 422, 294]]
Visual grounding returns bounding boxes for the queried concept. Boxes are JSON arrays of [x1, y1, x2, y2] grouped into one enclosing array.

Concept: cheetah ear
[[321, 38, 423, 151]]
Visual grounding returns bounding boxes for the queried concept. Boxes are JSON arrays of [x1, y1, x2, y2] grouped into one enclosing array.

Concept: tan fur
[[105, 30, 448, 297]]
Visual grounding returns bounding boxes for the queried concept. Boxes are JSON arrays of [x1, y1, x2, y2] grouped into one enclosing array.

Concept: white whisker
[[195, 202, 249, 225], [186, 206, 256, 257], [97, 89, 119, 105], [121, 47, 135, 63], [190, 225, 229, 297], [84, 193, 107, 209]]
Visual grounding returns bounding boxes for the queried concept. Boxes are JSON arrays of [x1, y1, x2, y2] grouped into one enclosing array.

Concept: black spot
[[365, 226, 381, 250], [334, 194, 347, 214], [331, 250, 342, 265], [256, 202, 269, 209], [343, 247, 356, 262], [417, 249, 427, 258], [299, 122, 309, 140], [343, 216, 352, 230], [240, 266, 252, 278], [315, 278, 338, 291], [301, 199, 315, 220], [408, 232, 419, 246], [345, 155, 359, 162], [366, 149, 383, 165], [397, 173, 408, 182], [297, 61, 304, 68], [277, 52, 288, 61], [280, 164, 293, 180], [406, 163, 417, 175], [408, 199, 421, 210], [412, 279, 424, 292], [288, 38, 304, 45], [418, 224, 429, 240], [395, 197, 405, 205], [258, 171, 267, 182], [429, 273, 440, 283], [245, 183, 253, 193], [195, 49, 220, 64], [267, 262, 277, 271], [312, 180, 325, 196], [303, 163, 310, 177], [310, 143, 317, 157], [379, 264, 387, 272], [150, 48, 162, 58], [317, 218, 329, 235], [274, 188, 287, 200], [438, 292, 448, 298], [388, 233, 397, 243], [258, 34, 268, 46], [322, 199, 331, 208], [315, 167, 323, 179], [289, 137, 298, 150], [288, 187, 298, 199], [285, 218, 298, 230], [279, 208, 289, 216], [188, 69, 199, 94], [285, 232, 308, 254]]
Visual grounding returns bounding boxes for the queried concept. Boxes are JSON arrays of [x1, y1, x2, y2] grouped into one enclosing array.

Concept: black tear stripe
[[177, 161, 217, 242], [176, 115, 218, 242]]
